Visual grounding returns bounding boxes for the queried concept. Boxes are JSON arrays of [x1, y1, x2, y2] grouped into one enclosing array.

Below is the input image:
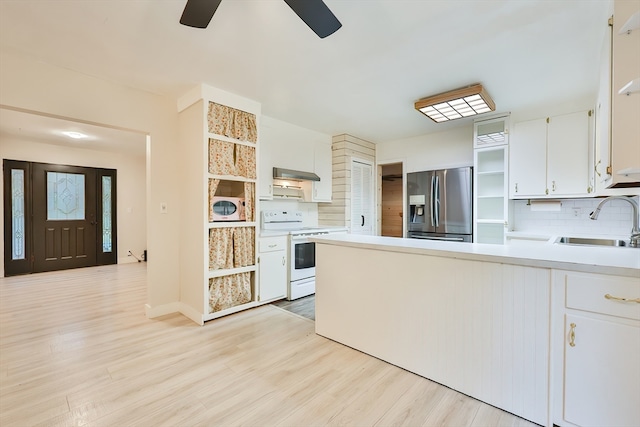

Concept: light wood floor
[[0, 264, 539, 427], [272, 295, 316, 320]]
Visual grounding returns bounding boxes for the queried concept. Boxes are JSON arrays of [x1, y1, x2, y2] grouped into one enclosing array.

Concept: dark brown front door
[[32, 163, 97, 272], [3, 160, 117, 276]]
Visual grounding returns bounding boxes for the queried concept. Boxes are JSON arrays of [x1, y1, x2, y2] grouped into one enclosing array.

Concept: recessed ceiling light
[[62, 131, 88, 139]]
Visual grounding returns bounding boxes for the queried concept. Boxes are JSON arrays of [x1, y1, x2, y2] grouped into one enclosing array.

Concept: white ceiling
[[0, 108, 147, 157], [0, 0, 610, 144]]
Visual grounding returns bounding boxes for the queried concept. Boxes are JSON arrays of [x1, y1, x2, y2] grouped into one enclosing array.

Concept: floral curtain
[[209, 228, 234, 270], [208, 139, 236, 176], [243, 182, 254, 222], [208, 179, 220, 222], [235, 144, 256, 179], [209, 272, 252, 313], [233, 227, 255, 268], [209, 226, 255, 270], [207, 102, 257, 143]]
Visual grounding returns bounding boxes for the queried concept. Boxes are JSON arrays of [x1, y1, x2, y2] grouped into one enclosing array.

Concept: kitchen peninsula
[[312, 234, 640, 427]]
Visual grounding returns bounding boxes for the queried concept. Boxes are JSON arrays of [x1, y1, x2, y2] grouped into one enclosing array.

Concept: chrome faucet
[[589, 196, 640, 248]]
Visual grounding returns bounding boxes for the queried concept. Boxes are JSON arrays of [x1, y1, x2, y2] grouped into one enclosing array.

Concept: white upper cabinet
[[473, 115, 509, 148], [547, 111, 592, 196], [311, 142, 332, 202], [510, 110, 593, 199], [510, 118, 547, 197], [258, 116, 332, 201]]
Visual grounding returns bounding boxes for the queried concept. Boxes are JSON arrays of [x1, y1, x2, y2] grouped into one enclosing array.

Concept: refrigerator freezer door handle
[[429, 175, 435, 227], [434, 175, 440, 228]]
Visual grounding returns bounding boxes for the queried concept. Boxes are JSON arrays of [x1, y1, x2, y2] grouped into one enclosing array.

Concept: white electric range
[[261, 210, 347, 300]]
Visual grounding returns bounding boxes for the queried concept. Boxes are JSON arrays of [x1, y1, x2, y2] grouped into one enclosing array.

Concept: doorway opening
[[3, 160, 117, 276], [378, 162, 404, 237]]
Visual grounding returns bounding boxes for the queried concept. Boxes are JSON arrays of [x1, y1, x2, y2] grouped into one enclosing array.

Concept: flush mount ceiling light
[[61, 131, 88, 139], [415, 83, 495, 123]]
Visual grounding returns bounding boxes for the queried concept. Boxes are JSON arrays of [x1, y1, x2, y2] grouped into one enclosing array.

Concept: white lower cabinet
[[258, 236, 287, 302], [553, 270, 640, 427]]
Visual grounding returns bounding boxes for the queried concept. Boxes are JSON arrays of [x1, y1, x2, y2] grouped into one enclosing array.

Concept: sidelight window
[[102, 176, 112, 252], [11, 169, 25, 260]]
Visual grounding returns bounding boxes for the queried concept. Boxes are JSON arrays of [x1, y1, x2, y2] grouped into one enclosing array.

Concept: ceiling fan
[[179, 0, 342, 39]]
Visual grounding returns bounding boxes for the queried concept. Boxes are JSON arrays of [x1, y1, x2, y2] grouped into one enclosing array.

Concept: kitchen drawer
[[259, 237, 287, 253], [564, 272, 640, 321]]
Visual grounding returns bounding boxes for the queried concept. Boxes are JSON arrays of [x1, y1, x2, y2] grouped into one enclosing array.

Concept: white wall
[[376, 125, 474, 173], [0, 48, 180, 315], [1, 136, 147, 266]]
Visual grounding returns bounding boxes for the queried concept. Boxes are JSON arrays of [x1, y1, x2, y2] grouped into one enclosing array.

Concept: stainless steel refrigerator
[[407, 167, 473, 242]]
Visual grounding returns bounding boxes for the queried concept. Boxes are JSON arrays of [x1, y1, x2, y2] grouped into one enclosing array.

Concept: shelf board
[[476, 219, 506, 224], [619, 10, 640, 34], [208, 265, 257, 278], [207, 132, 257, 147], [618, 78, 640, 96], [208, 221, 257, 229], [207, 174, 257, 183], [477, 195, 504, 199], [477, 170, 504, 176], [203, 300, 261, 322]]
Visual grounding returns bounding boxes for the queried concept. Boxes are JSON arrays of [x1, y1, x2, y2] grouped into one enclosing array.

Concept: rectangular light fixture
[[415, 83, 496, 123]]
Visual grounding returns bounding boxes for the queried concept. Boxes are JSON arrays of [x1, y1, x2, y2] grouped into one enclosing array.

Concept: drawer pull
[[268, 244, 277, 248], [569, 323, 576, 347], [604, 294, 640, 303]]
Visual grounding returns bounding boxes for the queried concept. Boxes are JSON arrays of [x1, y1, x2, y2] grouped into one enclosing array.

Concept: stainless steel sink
[[555, 237, 630, 247]]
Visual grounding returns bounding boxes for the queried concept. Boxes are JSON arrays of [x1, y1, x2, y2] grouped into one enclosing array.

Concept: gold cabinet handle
[[569, 323, 576, 347], [604, 294, 640, 303]]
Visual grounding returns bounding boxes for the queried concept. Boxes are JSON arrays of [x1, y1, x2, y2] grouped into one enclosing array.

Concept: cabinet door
[[547, 111, 591, 196], [312, 142, 332, 202], [258, 126, 274, 200], [510, 118, 547, 197], [351, 159, 374, 235], [474, 116, 509, 148], [563, 313, 640, 427], [258, 250, 287, 301]]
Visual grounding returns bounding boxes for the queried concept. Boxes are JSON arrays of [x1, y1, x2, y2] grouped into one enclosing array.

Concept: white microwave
[[211, 196, 245, 221]]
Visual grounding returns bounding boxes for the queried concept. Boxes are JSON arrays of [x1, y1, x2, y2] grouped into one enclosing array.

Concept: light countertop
[[311, 234, 640, 278]]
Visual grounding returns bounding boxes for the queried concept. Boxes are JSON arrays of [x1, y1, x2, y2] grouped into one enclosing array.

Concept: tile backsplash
[[512, 196, 640, 238]]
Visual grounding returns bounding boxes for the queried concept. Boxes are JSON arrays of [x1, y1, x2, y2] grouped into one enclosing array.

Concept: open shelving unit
[[178, 84, 262, 325], [473, 115, 511, 244]]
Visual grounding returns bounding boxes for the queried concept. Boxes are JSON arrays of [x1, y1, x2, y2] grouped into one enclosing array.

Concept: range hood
[[273, 167, 320, 181]]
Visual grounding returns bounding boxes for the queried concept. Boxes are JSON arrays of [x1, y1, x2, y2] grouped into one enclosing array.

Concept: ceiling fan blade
[[283, 0, 342, 38], [180, 0, 222, 29]]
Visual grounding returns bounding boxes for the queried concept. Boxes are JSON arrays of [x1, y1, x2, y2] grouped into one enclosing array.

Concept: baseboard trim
[[178, 303, 205, 326], [144, 302, 180, 319]]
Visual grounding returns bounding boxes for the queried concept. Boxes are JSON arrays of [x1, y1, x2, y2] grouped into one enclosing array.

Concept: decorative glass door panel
[[46, 172, 85, 220]]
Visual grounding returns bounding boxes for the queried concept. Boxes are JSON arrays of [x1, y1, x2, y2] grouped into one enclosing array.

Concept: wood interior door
[[3, 160, 117, 276]]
